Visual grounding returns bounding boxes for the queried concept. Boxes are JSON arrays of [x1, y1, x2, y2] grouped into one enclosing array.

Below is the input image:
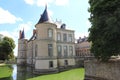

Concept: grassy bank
[[0, 64, 13, 78], [28, 68, 85, 80]]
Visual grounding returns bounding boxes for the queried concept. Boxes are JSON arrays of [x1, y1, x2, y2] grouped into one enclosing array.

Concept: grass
[[0, 64, 13, 78], [28, 68, 85, 80]]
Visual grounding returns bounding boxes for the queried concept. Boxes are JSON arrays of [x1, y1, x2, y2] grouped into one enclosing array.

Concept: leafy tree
[[88, 0, 120, 61], [0, 36, 15, 60]]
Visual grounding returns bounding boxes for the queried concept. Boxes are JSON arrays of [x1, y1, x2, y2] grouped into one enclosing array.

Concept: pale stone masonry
[[17, 6, 76, 72]]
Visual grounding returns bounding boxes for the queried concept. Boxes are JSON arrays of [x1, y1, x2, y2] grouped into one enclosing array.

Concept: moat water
[[2, 64, 38, 80]]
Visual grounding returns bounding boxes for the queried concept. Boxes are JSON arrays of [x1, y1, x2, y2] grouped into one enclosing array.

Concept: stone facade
[[17, 6, 76, 73], [75, 37, 91, 57], [75, 37, 94, 67]]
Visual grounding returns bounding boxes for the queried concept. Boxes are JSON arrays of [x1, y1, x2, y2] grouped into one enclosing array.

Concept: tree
[[88, 0, 120, 61], [0, 36, 15, 60]]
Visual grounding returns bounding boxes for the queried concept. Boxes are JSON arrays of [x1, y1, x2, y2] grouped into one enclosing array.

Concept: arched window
[[48, 29, 53, 38]]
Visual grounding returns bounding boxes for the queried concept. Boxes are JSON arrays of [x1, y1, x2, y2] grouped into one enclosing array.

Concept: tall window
[[64, 46, 68, 57], [63, 33, 67, 42], [69, 46, 73, 56], [35, 45, 37, 57], [57, 45, 62, 57], [57, 32, 61, 41], [68, 34, 72, 42], [48, 44, 53, 56], [49, 61, 53, 68], [48, 29, 53, 38]]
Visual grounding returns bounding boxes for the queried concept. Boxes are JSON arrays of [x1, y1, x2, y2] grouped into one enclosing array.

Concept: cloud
[[0, 7, 23, 24], [0, 31, 18, 56], [24, 0, 69, 7], [75, 32, 89, 39], [24, 0, 35, 5], [0, 31, 14, 39], [48, 9, 53, 16], [37, 0, 53, 7], [18, 22, 32, 32], [0, 21, 33, 56], [55, 0, 69, 6]]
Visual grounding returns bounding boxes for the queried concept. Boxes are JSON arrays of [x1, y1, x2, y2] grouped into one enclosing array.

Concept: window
[[64, 46, 68, 57], [68, 34, 72, 42], [35, 45, 37, 57], [69, 46, 73, 56], [48, 44, 53, 56], [64, 60, 68, 66], [63, 33, 67, 42], [57, 45, 62, 57], [20, 52, 23, 57], [57, 33, 61, 41], [48, 29, 53, 38], [49, 61, 53, 68]]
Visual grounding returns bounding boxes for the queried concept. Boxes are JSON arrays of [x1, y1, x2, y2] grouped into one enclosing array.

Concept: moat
[[4, 64, 38, 80], [1, 64, 85, 80]]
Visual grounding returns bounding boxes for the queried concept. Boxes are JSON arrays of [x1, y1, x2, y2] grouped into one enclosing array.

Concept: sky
[[0, 0, 90, 56]]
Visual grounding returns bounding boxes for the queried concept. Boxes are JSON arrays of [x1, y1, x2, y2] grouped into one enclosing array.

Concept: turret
[[34, 6, 58, 70], [17, 29, 27, 65]]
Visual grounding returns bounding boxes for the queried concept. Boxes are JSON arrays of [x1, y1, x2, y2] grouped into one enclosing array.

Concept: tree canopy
[[88, 0, 120, 61], [0, 35, 15, 60]]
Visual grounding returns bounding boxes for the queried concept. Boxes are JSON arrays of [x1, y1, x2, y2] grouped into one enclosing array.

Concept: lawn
[[28, 68, 85, 80], [0, 64, 13, 78]]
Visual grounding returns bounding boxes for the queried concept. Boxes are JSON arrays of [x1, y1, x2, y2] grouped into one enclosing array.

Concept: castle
[[17, 6, 76, 73]]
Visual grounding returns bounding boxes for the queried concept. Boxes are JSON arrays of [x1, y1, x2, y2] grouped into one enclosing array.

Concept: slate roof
[[37, 6, 51, 24]]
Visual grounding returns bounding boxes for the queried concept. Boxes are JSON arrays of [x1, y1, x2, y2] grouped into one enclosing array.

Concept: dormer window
[[48, 29, 53, 38]]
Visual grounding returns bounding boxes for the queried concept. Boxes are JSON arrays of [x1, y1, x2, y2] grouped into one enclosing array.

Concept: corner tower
[[35, 6, 58, 71], [17, 29, 27, 65]]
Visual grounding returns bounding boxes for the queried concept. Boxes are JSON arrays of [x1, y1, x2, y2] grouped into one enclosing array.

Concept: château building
[[17, 6, 76, 73], [75, 37, 93, 67], [75, 37, 91, 57]]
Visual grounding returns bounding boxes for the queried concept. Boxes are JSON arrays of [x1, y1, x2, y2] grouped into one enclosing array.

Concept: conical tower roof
[[37, 6, 52, 24]]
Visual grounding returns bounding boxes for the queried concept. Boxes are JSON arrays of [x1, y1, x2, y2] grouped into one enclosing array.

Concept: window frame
[[48, 44, 53, 57], [49, 61, 53, 68], [57, 45, 62, 57], [48, 28, 53, 38], [57, 32, 61, 41], [64, 60, 68, 66], [68, 34, 72, 42], [64, 46, 68, 57], [35, 44, 38, 57], [63, 33, 67, 42], [69, 46, 73, 56]]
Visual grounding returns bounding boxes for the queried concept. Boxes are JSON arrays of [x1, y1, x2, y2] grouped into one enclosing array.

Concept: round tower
[[34, 6, 58, 71], [17, 30, 27, 65]]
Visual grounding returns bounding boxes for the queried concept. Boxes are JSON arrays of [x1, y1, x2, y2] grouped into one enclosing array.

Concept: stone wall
[[84, 59, 120, 80]]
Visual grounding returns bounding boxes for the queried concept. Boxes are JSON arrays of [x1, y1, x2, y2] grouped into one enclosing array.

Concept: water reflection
[[12, 65, 17, 80], [10, 64, 38, 80]]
